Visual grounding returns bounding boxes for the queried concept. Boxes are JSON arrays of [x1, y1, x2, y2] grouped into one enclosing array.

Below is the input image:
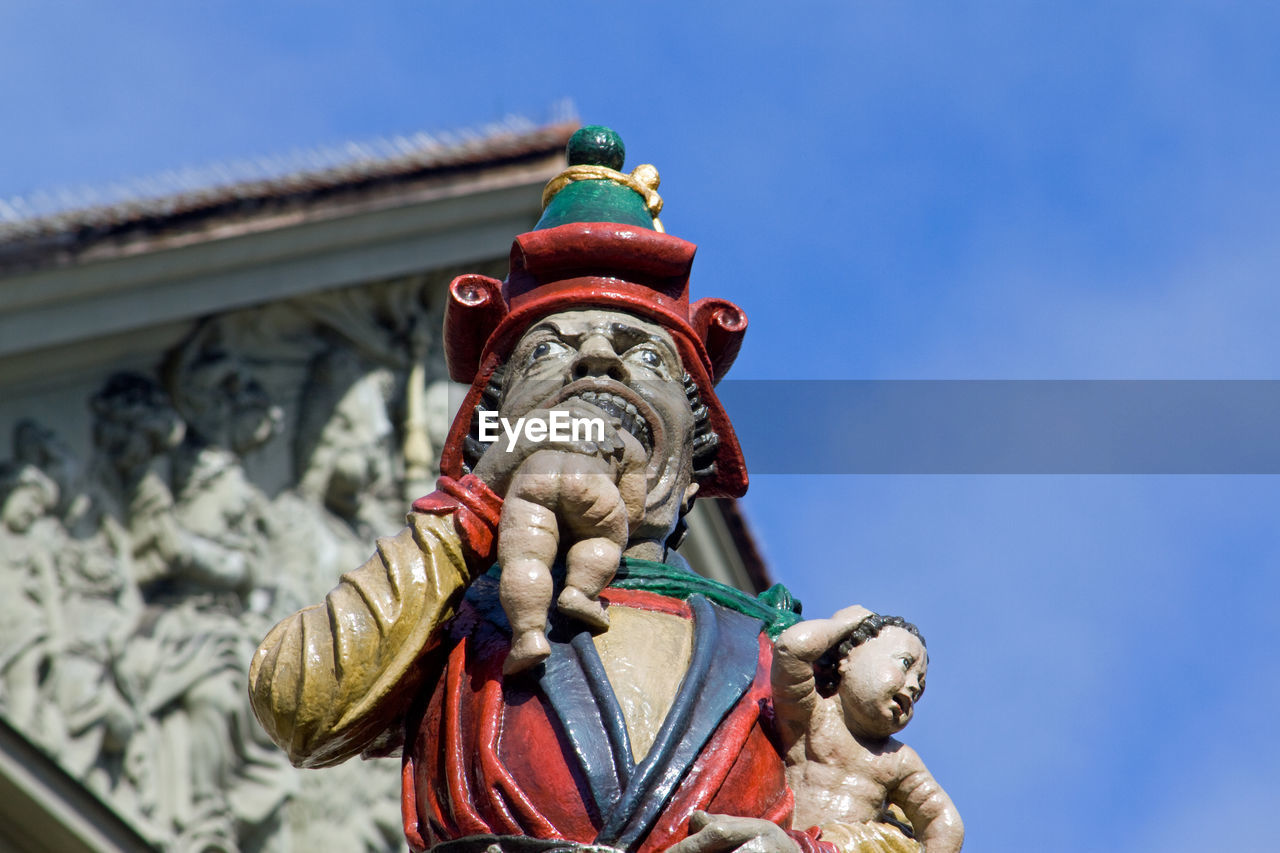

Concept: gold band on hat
[[541, 163, 665, 233]]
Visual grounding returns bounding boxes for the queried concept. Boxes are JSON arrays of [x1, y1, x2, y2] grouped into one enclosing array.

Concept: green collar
[[611, 558, 803, 638], [482, 558, 803, 638]]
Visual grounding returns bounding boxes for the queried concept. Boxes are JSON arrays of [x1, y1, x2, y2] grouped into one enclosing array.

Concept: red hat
[[439, 126, 748, 498]]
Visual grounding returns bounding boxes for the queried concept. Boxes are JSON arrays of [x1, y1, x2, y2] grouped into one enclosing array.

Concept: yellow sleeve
[[248, 511, 472, 768]]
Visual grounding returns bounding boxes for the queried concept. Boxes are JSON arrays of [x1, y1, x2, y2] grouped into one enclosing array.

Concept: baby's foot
[[556, 586, 611, 632], [504, 630, 552, 675]]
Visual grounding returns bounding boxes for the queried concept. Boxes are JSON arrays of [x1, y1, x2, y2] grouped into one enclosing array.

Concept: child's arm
[[889, 745, 964, 853], [613, 426, 649, 527], [771, 606, 874, 732]]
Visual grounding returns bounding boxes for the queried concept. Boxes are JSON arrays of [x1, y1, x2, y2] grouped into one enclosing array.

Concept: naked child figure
[[499, 423, 647, 674], [773, 607, 964, 853]]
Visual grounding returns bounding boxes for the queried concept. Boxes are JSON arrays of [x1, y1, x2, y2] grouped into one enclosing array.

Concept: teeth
[[566, 388, 652, 450]]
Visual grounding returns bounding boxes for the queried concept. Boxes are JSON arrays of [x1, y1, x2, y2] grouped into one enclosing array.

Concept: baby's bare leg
[[559, 537, 622, 630], [557, 455, 629, 630], [498, 493, 559, 674]]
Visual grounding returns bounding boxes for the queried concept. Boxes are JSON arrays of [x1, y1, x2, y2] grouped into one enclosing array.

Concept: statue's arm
[[775, 605, 876, 666], [772, 605, 875, 731], [771, 628, 821, 736], [248, 509, 475, 769], [889, 745, 964, 853]]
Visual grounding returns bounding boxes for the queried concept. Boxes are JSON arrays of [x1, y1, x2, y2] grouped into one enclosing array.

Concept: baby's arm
[[889, 745, 964, 853], [772, 605, 875, 733], [612, 427, 648, 528]]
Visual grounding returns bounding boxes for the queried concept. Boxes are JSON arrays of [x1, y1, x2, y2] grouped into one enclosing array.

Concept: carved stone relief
[[0, 267, 490, 852]]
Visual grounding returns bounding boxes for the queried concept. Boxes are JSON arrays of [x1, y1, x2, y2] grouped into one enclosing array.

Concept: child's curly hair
[[813, 614, 926, 698]]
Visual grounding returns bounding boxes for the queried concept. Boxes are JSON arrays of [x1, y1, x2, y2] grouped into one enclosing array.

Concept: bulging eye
[[528, 340, 569, 364], [626, 347, 664, 369], [900, 657, 913, 670]]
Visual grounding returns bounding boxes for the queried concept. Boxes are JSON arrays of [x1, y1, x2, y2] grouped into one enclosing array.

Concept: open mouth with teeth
[[573, 389, 652, 453], [547, 378, 663, 463], [533, 376, 689, 516]]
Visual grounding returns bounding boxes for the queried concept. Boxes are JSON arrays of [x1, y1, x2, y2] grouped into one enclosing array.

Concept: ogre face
[[498, 309, 698, 544]]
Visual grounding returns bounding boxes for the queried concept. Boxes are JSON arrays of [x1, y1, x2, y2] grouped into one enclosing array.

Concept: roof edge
[[0, 116, 578, 271]]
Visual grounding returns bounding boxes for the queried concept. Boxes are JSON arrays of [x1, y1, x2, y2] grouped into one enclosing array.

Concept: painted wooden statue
[[249, 126, 963, 853]]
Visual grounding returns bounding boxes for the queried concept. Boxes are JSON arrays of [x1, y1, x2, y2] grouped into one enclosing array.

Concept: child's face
[[837, 627, 928, 739], [2, 482, 48, 533]]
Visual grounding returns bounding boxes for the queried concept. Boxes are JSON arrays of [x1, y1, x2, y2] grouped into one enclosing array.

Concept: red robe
[[402, 585, 806, 853], [403, 479, 828, 853]]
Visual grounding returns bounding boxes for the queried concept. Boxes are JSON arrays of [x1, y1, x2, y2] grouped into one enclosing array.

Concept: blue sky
[[4, 3, 1279, 851]]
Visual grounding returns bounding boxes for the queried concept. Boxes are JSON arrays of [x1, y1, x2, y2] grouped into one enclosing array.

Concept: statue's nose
[[571, 334, 628, 382]]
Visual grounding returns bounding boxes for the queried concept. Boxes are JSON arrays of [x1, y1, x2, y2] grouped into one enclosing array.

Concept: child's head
[[814, 615, 927, 739], [0, 464, 57, 534]]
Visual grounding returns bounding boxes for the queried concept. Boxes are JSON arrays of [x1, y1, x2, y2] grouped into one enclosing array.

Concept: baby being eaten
[[772, 607, 964, 853], [499, 422, 647, 674]]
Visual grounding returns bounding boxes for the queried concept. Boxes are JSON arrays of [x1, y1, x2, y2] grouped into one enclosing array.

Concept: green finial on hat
[[536, 125, 665, 232], [567, 125, 626, 170]]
